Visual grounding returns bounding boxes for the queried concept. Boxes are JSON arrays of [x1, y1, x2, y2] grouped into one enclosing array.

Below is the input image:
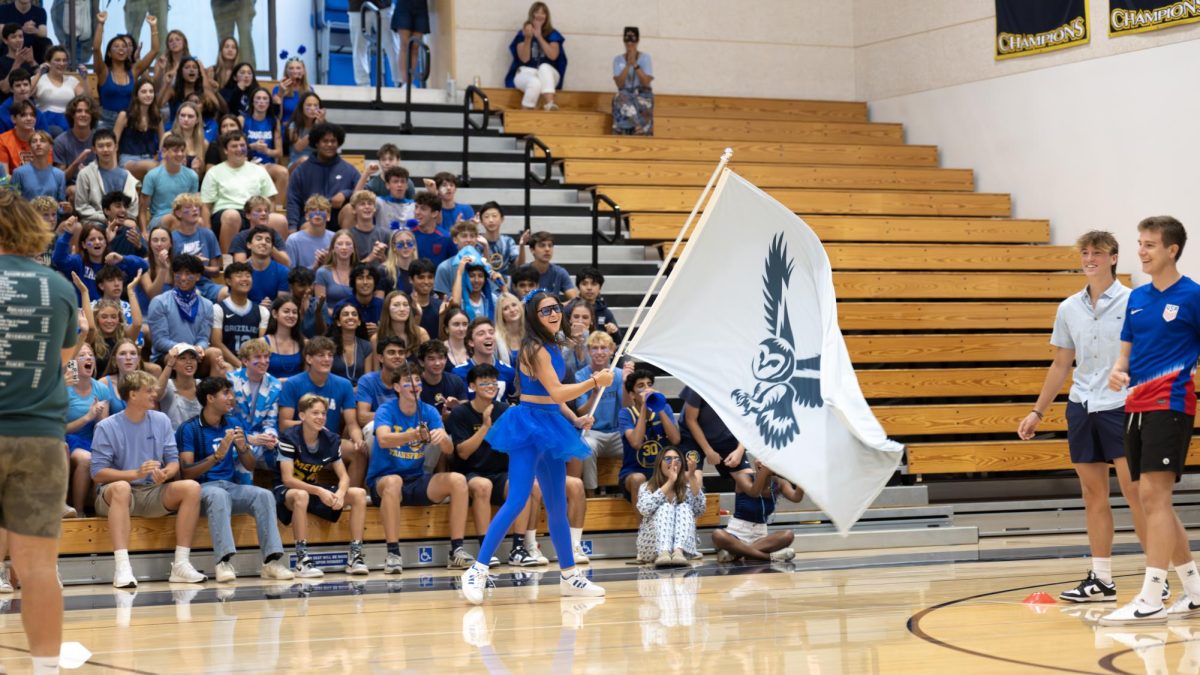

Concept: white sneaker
[[560, 571, 605, 597], [112, 563, 138, 589], [345, 553, 369, 575], [447, 546, 476, 570], [527, 543, 549, 566], [461, 563, 490, 605], [62, 504, 77, 518], [295, 558, 324, 578], [215, 561, 237, 583], [544, 101, 559, 111], [261, 560, 296, 580], [572, 544, 590, 565], [716, 549, 736, 563], [1098, 599, 1168, 626], [1169, 594, 1200, 619], [769, 548, 796, 562], [384, 552, 404, 574], [168, 560, 207, 584], [0, 566, 12, 593]]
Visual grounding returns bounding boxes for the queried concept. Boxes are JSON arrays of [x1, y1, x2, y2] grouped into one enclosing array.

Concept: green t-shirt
[[0, 254, 78, 438], [199, 161, 277, 214]]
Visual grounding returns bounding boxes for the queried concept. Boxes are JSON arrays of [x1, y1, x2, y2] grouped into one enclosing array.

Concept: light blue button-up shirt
[[1050, 279, 1130, 412]]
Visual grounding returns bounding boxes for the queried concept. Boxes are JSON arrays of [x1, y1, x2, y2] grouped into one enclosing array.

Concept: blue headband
[[523, 288, 554, 305]]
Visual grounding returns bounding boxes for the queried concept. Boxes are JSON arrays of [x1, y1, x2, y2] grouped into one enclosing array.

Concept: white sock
[[525, 530, 538, 548], [570, 528, 583, 547], [1176, 561, 1200, 599], [175, 546, 190, 565], [31, 655, 59, 674], [1092, 557, 1113, 584], [1140, 567, 1169, 606], [114, 549, 130, 568]]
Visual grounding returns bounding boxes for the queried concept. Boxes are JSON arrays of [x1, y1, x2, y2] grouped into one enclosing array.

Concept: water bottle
[[446, 76, 457, 102]]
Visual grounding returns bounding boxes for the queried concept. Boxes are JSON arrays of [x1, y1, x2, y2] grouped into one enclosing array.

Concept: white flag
[[626, 170, 903, 534]]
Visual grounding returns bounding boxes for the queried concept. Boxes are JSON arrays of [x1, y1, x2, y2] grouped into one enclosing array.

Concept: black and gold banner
[[1110, 0, 1200, 35], [995, 0, 1090, 60]]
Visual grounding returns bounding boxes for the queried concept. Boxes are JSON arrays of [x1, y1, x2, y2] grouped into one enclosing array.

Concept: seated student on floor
[[636, 446, 705, 567], [711, 459, 802, 563], [225, 338, 281, 472], [278, 337, 368, 488], [448, 363, 538, 567], [177, 376, 295, 582], [367, 361, 475, 573], [90, 370, 207, 589], [619, 367, 680, 504], [573, 331, 629, 496], [276, 393, 369, 578]]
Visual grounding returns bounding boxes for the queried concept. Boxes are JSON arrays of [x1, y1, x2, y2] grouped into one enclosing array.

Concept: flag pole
[[589, 148, 733, 405]]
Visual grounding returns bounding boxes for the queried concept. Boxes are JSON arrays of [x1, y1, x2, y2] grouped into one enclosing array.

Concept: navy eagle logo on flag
[[731, 233, 823, 448]]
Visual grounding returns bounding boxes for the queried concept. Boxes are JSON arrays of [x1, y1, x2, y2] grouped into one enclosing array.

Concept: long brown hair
[[526, 2, 555, 37], [377, 291, 424, 352], [126, 78, 162, 132], [646, 446, 687, 503], [518, 291, 563, 375], [103, 337, 147, 376]]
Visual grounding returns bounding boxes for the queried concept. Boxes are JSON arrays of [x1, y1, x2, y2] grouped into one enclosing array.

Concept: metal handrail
[[400, 36, 431, 134], [591, 192, 625, 267], [459, 85, 490, 186], [523, 136, 552, 232], [360, 1, 384, 108]]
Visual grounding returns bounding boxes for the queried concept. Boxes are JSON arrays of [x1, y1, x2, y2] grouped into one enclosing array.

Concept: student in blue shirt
[[169, 193, 222, 278], [431, 171, 474, 228], [368, 361, 475, 573], [452, 318, 516, 402], [574, 331, 628, 495], [516, 230, 576, 300], [177, 376, 295, 582], [245, 226, 290, 304], [411, 191, 456, 266], [140, 135, 199, 231], [618, 368, 681, 504], [277, 337, 367, 487], [10, 130, 64, 201]]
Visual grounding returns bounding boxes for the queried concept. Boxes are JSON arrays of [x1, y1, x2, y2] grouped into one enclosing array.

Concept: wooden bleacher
[[525, 91, 1161, 478], [60, 492, 721, 555]]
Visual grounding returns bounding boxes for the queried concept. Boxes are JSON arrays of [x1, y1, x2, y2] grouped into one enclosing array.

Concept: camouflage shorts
[[0, 436, 68, 538]]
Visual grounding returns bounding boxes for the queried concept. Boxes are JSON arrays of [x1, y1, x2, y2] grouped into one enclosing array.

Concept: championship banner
[[625, 171, 903, 534], [1110, 0, 1200, 35], [995, 0, 1090, 60]]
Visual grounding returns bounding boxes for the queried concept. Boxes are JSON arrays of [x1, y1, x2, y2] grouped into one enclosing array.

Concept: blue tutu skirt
[[484, 402, 591, 462]]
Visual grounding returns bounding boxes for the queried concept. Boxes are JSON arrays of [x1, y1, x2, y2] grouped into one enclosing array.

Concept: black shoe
[[1060, 571, 1117, 603]]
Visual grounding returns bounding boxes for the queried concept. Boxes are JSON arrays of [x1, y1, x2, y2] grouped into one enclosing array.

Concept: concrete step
[[326, 107, 500, 129], [345, 132, 519, 154], [549, 244, 647, 264], [785, 485, 929, 511], [784, 525, 978, 552], [402, 160, 562, 182], [314, 84, 462, 106], [954, 492, 1200, 537], [451, 187, 582, 206]]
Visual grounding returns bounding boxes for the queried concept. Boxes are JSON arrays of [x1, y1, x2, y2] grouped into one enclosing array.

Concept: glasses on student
[[395, 240, 416, 249], [537, 304, 563, 317], [624, 35, 638, 43]]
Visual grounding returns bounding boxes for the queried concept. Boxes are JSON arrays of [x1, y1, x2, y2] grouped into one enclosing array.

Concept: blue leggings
[[478, 444, 575, 568]]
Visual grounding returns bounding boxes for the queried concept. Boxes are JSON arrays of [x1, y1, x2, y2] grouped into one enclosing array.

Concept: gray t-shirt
[[161, 379, 203, 430], [52, 129, 95, 172], [347, 224, 392, 261], [89, 410, 179, 485], [0, 254, 78, 438], [284, 229, 334, 270]]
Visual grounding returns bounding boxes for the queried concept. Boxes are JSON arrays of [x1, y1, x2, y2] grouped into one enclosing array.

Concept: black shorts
[[466, 472, 508, 506], [680, 439, 749, 479], [391, 0, 430, 33], [273, 484, 344, 526], [369, 472, 436, 507], [1066, 402, 1126, 464], [1125, 410, 1194, 482], [210, 209, 249, 232]]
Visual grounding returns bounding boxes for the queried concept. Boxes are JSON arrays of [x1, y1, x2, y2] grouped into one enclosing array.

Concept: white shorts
[[724, 517, 768, 545]]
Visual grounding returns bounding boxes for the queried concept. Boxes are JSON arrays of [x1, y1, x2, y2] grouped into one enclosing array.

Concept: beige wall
[[451, 0, 857, 99], [854, 0, 1200, 100]]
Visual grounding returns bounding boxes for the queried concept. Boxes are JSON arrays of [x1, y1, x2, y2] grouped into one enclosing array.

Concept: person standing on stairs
[[1019, 230, 1151, 605]]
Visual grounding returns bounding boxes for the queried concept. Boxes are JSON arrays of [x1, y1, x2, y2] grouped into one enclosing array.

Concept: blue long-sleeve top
[[51, 231, 148, 303], [146, 290, 214, 361], [286, 154, 361, 230]]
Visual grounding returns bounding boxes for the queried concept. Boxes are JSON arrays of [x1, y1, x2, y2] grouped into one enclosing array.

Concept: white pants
[[581, 429, 624, 491], [350, 7, 400, 86], [513, 64, 560, 108]]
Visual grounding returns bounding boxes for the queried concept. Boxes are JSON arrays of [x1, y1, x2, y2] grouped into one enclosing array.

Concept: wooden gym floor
[[0, 531, 1189, 673]]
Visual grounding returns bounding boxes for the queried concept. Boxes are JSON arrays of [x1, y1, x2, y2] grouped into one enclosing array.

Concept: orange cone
[[1023, 592, 1056, 604]]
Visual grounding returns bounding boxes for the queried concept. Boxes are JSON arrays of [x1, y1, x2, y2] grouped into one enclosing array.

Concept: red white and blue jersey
[[1121, 275, 1200, 415]]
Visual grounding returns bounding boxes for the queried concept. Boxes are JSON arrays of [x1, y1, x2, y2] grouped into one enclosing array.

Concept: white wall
[[452, 0, 857, 100], [869, 38, 1200, 282]]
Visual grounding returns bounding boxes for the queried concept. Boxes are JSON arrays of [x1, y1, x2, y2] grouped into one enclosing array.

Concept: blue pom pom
[[297, 45, 307, 55], [279, 50, 288, 60]]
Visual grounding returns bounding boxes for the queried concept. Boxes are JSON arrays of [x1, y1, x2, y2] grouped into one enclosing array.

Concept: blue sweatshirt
[[286, 154, 361, 229]]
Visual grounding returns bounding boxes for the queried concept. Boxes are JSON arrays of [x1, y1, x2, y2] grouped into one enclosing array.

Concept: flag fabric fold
[[626, 170, 903, 534]]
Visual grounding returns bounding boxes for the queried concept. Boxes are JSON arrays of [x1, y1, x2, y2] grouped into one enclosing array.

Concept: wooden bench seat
[[659, 243, 1077, 270], [59, 494, 721, 556], [506, 111, 905, 145], [837, 302, 1059, 330], [908, 439, 1200, 474], [832, 272, 1127, 300], [873, 403, 1066, 436], [564, 160, 975, 192], [630, 214, 1051, 244], [482, 88, 869, 122], [856, 367, 1060, 399], [598, 186, 1011, 217], [539, 135, 938, 166], [844, 333, 1054, 363]]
